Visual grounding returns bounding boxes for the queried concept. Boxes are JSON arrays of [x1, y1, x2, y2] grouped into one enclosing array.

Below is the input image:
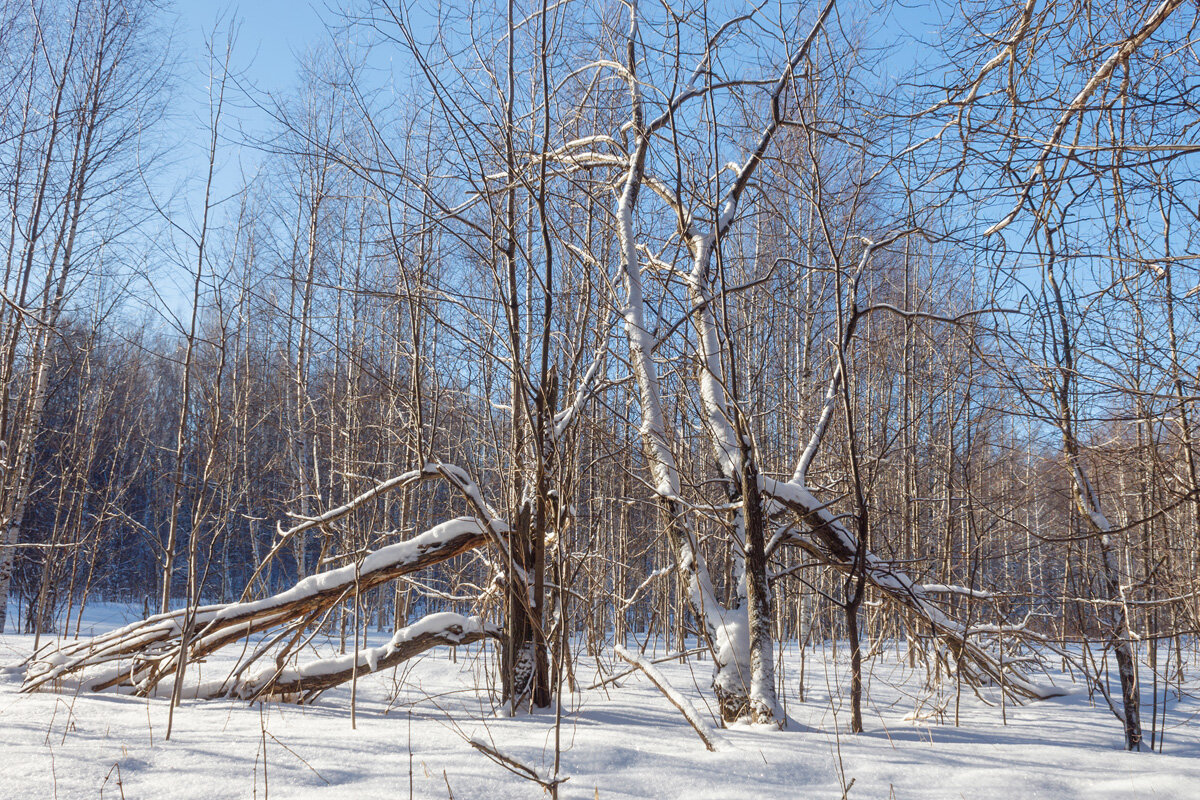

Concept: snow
[[686, 244, 740, 479], [22, 517, 491, 692], [255, 613, 493, 685], [709, 609, 750, 699], [2, 604, 1198, 799], [615, 645, 727, 751], [921, 584, 996, 599], [230, 518, 488, 620]]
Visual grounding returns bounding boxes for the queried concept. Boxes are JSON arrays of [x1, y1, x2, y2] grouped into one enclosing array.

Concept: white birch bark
[[612, 1, 750, 722]]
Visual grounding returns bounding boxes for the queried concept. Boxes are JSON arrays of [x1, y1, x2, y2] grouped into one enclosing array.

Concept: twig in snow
[[467, 738, 567, 791], [586, 647, 706, 690], [614, 645, 723, 752]]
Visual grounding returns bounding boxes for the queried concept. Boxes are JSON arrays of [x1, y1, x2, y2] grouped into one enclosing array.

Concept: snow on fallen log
[[760, 476, 1064, 701], [921, 584, 995, 600], [23, 517, 492, 695], [194, 612, 500, 702], [241, 462, 509, 602], [615, 645, 726, 751]]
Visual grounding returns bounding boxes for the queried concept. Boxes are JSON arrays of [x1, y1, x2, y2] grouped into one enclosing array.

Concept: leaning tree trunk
[[1044, 229, 1141, 750]]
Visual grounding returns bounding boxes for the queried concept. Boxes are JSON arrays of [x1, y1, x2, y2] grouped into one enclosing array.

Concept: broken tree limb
[[760, 477, 1065, 701], [468, 738, 568, 792], [615, 645, 724, 751], [586, 647, 706, 691], [241, 462, 509, 601]]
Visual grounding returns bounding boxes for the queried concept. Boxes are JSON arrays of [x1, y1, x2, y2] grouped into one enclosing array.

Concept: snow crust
[[3, 607, 1197, 800]]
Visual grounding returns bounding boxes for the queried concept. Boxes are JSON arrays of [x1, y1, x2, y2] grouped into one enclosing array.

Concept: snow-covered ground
[[1, 603, 1197, 799]]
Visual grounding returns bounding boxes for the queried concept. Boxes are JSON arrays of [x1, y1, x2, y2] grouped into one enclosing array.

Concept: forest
[[1, 0, 1199, 797]]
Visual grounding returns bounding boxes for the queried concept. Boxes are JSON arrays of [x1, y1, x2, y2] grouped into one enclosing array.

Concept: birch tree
[[0, 0, 165, 629]]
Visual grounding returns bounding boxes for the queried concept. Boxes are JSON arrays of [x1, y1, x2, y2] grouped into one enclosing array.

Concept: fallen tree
[[761, 477, 1064, 701], [21, 462, 511, 702], [199, 612, 498, 703], [22, 515, 496, 698]]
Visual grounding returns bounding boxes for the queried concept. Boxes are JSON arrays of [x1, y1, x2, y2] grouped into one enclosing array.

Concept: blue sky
[[148, 0, 327, 320], [143, 0, 953, 324], [174, 0, 325, 99], [167, 0, 330, 195]]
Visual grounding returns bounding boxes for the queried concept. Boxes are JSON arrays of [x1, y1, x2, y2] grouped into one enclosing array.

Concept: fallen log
[[197, 612, 500, 703], [23, 516, 493, 696]]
